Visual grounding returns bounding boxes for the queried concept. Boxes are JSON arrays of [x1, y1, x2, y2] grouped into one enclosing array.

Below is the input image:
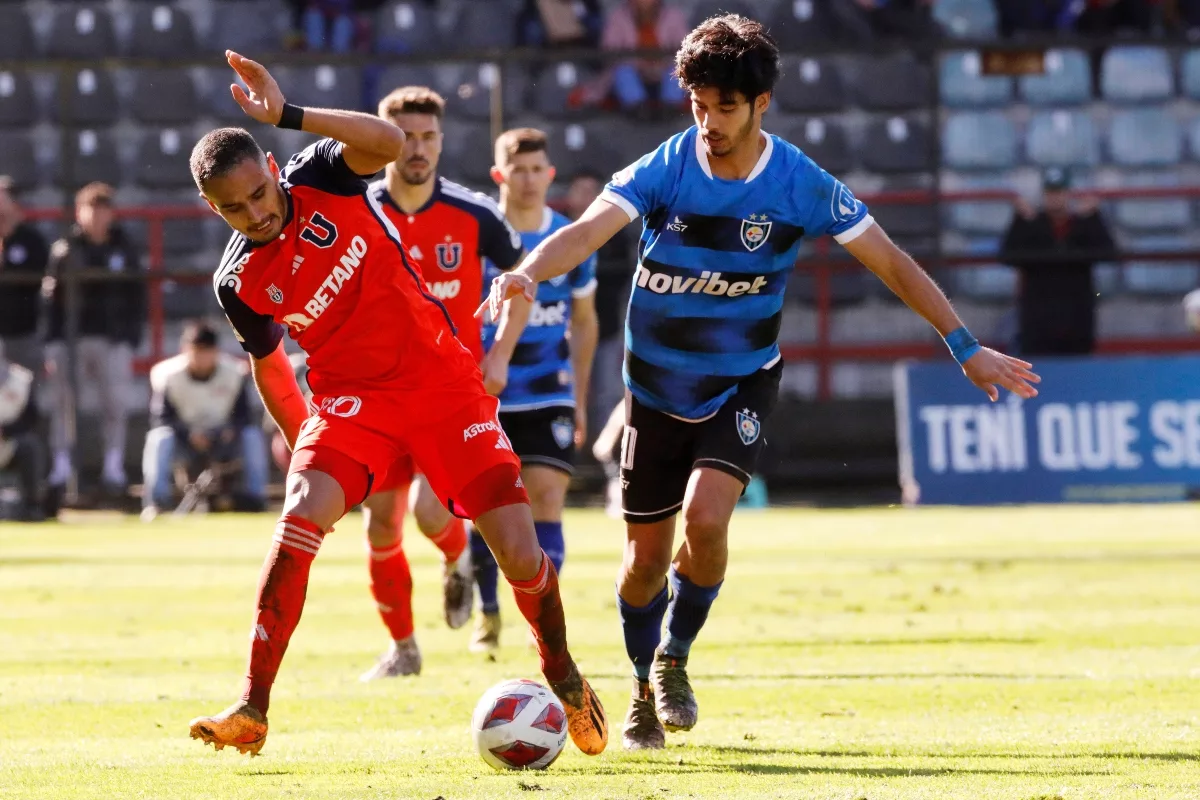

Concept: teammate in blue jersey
[[468, 128, 599, 654], [483, 15, 1041, 749]]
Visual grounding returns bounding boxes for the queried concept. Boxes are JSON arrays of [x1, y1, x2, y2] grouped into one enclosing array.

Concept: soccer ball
[[471, 678, 568, 770]]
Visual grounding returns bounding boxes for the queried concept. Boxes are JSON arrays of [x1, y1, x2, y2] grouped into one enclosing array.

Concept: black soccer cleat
[[622, 679, 666, 751], [650, 647, 698, 732]]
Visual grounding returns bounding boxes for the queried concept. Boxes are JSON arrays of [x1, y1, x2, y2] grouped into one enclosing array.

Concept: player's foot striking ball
[[188, 50, 606, 757], [545, 661, 608, 755], [621, 679, 666, 751], [483, 16, 1038, 747], [359, 635, 422, 681]]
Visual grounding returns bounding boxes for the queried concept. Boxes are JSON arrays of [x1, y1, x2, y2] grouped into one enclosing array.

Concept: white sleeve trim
[[833, 214, 875, 245], [599, 190, 640, 222], [572, 278, 598, 298]]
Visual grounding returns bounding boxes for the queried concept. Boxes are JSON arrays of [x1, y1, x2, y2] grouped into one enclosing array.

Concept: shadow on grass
[[590, 671, 1083, 682], [729, 636, 1042, 649], [553, 760, 1106, 778], [704, 745, 1200, 763]]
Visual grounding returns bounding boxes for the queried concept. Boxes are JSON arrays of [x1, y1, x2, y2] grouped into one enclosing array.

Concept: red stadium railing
[[18, 184, 1200, 396]]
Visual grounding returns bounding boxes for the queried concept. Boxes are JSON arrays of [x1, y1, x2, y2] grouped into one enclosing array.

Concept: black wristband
[[277, 103, 304, 131]]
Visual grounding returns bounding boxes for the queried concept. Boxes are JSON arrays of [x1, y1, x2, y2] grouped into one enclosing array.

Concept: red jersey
[[213, 139, 476, 396], [367, 176, 523, 361]]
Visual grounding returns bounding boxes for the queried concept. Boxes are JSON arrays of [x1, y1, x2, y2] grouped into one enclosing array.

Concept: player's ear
[[266, 152, 280, 180], [547, 166, 557, 183], [200, 193, 219, 215], [755, 92, 771, 117], [489, 165, 504, 187]]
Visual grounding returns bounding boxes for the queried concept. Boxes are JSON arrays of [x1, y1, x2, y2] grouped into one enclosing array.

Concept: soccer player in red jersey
[[185, 51, 607, 757], [353, 86, 531, 681]]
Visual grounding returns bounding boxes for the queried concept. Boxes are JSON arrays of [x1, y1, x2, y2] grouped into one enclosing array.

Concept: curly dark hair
[[674, 14, 780, 103], [189, 127, 265, 190]]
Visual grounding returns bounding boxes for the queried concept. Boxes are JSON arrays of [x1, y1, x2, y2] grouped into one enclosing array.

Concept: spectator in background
[[1000, 168, 1116, 357], [43, 182, 146, 494], [1075, 0, 1155, 33], [517, 0, 604, 47], [286, 0, 385, 52], [831, 0, 938, 41], [142, 321, 268, 517], [582, 0, 689, 114], [0, 176, 50, 372], [564, 169, 633, 427], [0, 340, 49, 521]]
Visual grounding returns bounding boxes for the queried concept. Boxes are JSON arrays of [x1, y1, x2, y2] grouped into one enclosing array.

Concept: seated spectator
[[0, 341, 49, 521], [517, 0, 603, 47], [583, 0, 689, 113], [142, 322, 268, 517], [997, 0, 1081, 37], [1075, 0, 1155, 33], [831, 0, 938, 41], [286, 0, 386, 52]]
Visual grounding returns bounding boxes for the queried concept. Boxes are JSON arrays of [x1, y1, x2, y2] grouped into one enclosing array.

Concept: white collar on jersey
[[537, 206, 553, 235], [694, 129, 774, 183]]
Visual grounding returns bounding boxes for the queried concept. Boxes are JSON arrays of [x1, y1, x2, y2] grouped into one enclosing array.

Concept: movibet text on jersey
[[634, 264, 769, 298]]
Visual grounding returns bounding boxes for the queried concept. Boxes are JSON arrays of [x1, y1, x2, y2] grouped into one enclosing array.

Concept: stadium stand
[[46, 3, 118, 60], [54, 68, 120, 127], [0, 70, 39, 129], [1019, 49, 1092, 105], [128, 4, 199, 60], [374, 0, 442, 54], [939, 51, 1012, 108], [774, 56, 845, 114]]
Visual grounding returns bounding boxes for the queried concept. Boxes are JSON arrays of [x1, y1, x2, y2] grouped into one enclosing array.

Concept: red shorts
[[289, 376, 526, 519]]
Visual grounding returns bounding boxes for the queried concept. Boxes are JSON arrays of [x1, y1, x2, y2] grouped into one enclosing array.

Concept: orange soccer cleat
[[548, 662, 608, 756], [188, 700, 268, 756]]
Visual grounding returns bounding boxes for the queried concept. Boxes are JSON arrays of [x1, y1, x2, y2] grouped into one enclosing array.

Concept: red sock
[[241, 515, 325, 715], [509, 551, 572, 683], [426, 516, 467, 563], [368, 540, 414, 641]]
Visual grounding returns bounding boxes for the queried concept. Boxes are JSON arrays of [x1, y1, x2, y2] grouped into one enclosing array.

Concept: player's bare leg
[[410, 475, 473, 629], [474, 500, 608, 756], [190, 468, 346, 755], [616, 516, 675, 750], [652, 468, 741, 733], [360, 489, 422, 680]]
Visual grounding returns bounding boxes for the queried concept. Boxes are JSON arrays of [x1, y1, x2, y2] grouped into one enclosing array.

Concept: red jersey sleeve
[[281, 139, 371, 195], [213, 234, 284, 359], [475, 195, 524, 271]]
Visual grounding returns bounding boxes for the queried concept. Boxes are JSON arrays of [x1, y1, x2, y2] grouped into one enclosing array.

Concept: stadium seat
[[453, 2, 517, 52], [942, 112, 1017, 170], [544, 122, 623, 182], [932, 0, 998, 38], [956, 257, 1018, 302], [46, 3, 117, 59], [1110, 172, 1190, 234], [57, 129, 123, 189], [375, 0, 442, 54], [871, 202, 938, 240], [374, 65, 439, 108], [780, 117, 853, 175], [53, 69, 120, 128], [1100, 46, 1174, 104], [441, 122, 494, 184], [1019, 49, 1091, 106], [774, 56, 845, 114], [689, 0, 754, 27], [940, 51, 1012, 108], [135, 128, 193, 190], [206, 1, 287, 55], [130, 69, 199, 126], [1025, 110, 1099, 168], [530, 62, 596, 119], [768, 0, 841, 49], [1123, 235, 1200, 295], [443, 63, 527, 121], [862, 116, 933, 173], [274, 66, 364, 114], [850, 54, 932, 111], [1109, 108, 1181, 167], [1180, 49, 1200, 100], [0, 5, 36, 61], [128, 3, 198, 59], [0, 131, 38, 191], [0, 71, 38, 128]]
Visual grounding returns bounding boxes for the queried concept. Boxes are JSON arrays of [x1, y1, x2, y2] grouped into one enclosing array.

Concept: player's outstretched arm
[[842, 224, 1041, 402], [477, 198, 628, 320], [225, 50, 404, 175], [249, 340, 309, 451], [480, 293, 532, 396]]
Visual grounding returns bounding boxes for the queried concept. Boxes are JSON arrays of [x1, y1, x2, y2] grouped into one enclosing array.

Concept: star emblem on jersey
[[740, 214, 772, 252], [551, 417, 574, 450], [267, 283, 283, 304], [736, 408, 760, 445]]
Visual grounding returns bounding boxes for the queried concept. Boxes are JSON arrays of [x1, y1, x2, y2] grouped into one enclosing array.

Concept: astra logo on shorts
[[426, 279, 461, 300], [302, 235, 367, 321], [528, 301, 566, 327], [463, 420, 501, 442], [634, 265, 769, 298]]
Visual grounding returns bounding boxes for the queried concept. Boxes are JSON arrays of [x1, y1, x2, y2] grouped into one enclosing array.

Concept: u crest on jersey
[[435, 242, 462, 271]]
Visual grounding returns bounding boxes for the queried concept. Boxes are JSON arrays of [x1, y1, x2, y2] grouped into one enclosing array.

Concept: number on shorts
[[620, 425, 637, 471]]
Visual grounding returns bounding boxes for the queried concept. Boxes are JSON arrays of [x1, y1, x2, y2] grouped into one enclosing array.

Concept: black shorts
[[499, 405, 576, 476], [620, 362, 782, 523]]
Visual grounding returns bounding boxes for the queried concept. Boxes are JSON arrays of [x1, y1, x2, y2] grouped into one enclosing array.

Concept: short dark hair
[[378, 86, 446, 121], [189, 127, 266, 191], [494, 127, 548, 166], [182, 319, 219, 349], [75, 181, 114, 207], [674, 14, 780, 103], [567, 168, 604, 185]]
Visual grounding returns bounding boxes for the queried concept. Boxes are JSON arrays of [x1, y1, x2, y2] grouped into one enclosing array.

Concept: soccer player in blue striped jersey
[[467, 127, 600, 654], [483, 15, 1040, 750]]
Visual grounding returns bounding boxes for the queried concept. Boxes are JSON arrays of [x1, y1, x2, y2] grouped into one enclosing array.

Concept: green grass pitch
[[1, 504, 1198, 799]]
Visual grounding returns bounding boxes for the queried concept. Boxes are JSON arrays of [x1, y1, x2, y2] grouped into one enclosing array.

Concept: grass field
[[2, 505, 1198, 800]]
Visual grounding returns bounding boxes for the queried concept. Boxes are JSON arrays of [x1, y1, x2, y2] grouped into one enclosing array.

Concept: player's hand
[[476, 271, 536, 320], [226, 50, 286, 125], [480, 352, 509, 396], [962, 348, 1040, 402], [574, 407, 587, 448]]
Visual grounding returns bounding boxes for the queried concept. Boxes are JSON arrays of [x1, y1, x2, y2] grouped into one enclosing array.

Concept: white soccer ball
[[471, 678, 568, 771], [1185, 289, 1200, 333]]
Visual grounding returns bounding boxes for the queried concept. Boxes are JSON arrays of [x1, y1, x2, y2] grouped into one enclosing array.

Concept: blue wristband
[[944, 326, 981, 365]]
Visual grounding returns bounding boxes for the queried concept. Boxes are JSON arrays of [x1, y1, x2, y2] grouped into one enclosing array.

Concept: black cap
[[182, 320, 219, 348], [1042, 167, 1071, 191]]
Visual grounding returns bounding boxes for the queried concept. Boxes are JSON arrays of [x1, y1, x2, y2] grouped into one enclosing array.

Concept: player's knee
[[683, 500, 730, 549], [365, 511, 400, 549], [526, 481, 565, 521], [622, 543, 671, 590], [282, 470, 344, 531]]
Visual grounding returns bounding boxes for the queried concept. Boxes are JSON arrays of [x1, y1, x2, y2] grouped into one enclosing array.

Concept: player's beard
[[401, 160, 434, 186]]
